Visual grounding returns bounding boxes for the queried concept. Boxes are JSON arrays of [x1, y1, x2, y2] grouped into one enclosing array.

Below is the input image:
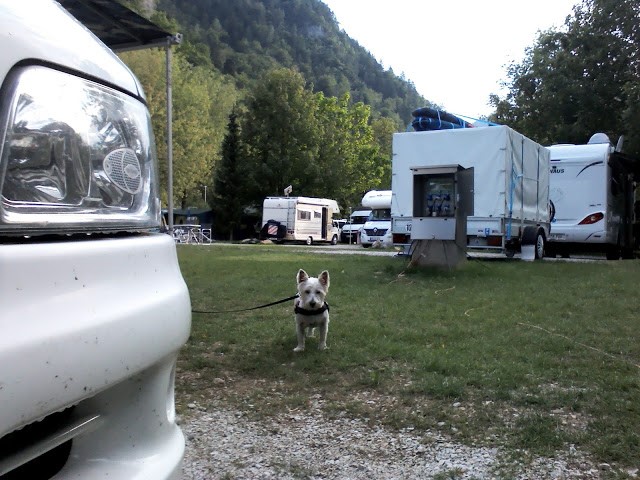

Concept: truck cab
[[0, 2, 191, 478]]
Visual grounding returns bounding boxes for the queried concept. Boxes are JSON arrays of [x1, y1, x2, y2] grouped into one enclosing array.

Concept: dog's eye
[[305, 289, 311, 294]]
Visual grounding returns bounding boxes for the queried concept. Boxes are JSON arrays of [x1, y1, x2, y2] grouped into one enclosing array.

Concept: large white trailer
[[260, 196, 340, 245], [391, 126, 551, 258], [546, 134, 638, 259]]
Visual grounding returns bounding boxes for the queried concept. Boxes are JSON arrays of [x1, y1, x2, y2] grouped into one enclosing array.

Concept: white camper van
[[546, 134, 638, 259], [260, 196, 340, 245], [360, 190, 393, 247], [391, 126, 551, 258], [340, 208, 371, 243], [0, 2, 191, 479]]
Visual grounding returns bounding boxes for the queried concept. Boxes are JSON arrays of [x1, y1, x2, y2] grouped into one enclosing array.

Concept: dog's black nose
[[310, 300, 316, 307]]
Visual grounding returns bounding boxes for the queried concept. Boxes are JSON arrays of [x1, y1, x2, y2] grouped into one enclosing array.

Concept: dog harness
[[294, 302, 330, 316]]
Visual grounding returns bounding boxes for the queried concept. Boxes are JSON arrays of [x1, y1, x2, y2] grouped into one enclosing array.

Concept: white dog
[[293, 269, 330, 352]]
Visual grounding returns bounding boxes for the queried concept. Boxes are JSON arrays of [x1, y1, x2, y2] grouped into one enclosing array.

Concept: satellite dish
[[283, 185, 293, 196], [616, 135, 624, 153]]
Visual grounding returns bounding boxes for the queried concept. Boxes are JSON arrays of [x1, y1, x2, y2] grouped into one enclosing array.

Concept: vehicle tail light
[[578, 212, 604, 225], [0, 66, 160, 236]]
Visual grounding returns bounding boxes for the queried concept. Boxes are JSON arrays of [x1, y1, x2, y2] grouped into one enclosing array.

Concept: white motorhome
[[360, 190, 393, 247], [340, 208, 371, 243], [391, 126, 551, 258], [260, 196, 340, 245], [0, 2, 190, 479], [546, 134, 638, 259]]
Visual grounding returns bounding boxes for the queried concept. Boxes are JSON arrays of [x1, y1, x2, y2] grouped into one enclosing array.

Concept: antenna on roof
[[284, 185, 292, 196]]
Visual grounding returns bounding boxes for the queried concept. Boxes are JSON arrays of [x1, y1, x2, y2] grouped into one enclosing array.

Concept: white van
[[360, 190, 393, 247], [0, 2, 191, 478], [340, 209, 371, 243]]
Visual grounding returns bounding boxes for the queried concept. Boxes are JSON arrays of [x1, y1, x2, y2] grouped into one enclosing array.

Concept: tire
[[521, 226, 545, 260], [331, 235, 338, 245], [306, 236, 313, 246], [534, 230, 545, 260]]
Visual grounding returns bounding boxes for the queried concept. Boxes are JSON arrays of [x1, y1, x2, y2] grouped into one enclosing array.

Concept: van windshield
[[350, 215, 370, 224], [370, 208, 391, 221]]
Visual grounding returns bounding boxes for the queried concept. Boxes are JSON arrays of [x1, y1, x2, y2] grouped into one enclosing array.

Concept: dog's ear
[[297, 269, 309, 284], [318, 270, 330, 289]]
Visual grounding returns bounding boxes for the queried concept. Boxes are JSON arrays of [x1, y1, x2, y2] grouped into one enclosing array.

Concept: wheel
[[505, 249, 515, 258], [534, 230, 545, 260], [362, 243, 372, 248], [306, 236, 313, 246], [331, 235, 338, 245]]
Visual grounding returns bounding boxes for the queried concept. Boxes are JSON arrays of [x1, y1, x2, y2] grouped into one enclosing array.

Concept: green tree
[[120, 49, 237, 208], [213, 111, 250, 239], [491, 0, 639, 155], [241, 68, 321, 200], [370, 116, 397, 188], [240, 69, 392, 211], [310, 92, 393, 209]]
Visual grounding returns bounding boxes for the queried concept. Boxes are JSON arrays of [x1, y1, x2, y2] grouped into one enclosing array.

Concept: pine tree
[[213, 111, 250, 240]]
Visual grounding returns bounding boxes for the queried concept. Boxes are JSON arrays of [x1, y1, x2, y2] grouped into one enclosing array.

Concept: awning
[[57, 0, 181, 51]]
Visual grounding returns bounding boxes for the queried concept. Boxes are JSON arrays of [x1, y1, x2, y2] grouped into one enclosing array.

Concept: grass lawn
[[176, 244, 640, 474]]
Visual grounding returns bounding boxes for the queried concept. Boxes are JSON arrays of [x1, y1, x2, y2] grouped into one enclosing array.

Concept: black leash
[[192, 293, 300, 314]]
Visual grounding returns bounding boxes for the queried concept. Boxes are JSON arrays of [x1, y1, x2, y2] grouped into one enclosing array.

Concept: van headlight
[[0, 66, 160, 235]]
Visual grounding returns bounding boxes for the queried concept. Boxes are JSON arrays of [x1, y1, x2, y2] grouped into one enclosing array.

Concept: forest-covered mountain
[[154, 0, 428, 128]]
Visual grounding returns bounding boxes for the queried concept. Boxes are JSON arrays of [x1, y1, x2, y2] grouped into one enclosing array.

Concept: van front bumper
[[0, 233, 191, 479]]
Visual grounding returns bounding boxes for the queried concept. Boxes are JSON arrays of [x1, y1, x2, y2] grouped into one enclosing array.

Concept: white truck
[[546, 133, 638, 259], [391, 126, 551, 258], [260, 196, 340, 245], [0, 2, 191, 479], [360, 190, 393, 247], [340, 208, 371, 244]]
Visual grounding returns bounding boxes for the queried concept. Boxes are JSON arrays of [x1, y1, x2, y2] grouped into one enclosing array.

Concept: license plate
[[550, 233, 566, 240]]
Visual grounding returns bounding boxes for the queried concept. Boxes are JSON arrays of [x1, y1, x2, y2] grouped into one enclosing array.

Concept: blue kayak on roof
[[411, 107, 473, 131]]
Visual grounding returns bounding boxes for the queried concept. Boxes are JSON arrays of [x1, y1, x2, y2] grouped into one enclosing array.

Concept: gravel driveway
[[179, 400, 604, 479]]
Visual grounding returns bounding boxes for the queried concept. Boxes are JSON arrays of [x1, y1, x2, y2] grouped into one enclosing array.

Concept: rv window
[[298, 210, 311, 220], [314, 211, 321, 219]]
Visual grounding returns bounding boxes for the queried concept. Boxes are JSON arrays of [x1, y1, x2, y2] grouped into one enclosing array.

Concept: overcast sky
[[321, 0, 578, 121]]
